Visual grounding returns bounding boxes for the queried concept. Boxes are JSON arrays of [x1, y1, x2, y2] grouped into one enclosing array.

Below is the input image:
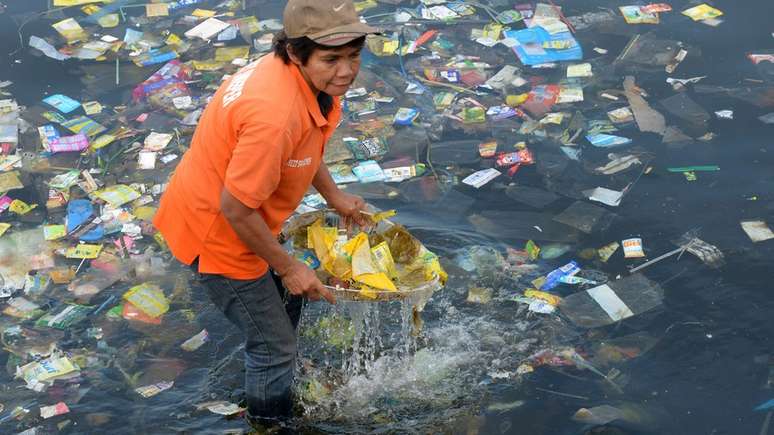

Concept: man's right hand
[[279, 260, 336, 304]]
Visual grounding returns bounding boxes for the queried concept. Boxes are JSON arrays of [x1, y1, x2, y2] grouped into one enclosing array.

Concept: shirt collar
[[290, 62, 330, 128]]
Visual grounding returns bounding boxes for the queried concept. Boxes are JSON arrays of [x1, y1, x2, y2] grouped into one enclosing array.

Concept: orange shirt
[[153, 54, 341, 279]]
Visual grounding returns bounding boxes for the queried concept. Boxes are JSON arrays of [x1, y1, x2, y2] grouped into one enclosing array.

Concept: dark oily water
[[0, 0, 773, 434]]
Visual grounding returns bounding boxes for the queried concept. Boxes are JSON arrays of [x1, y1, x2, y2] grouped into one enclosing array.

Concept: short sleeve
[[224, 121, 291, 209]]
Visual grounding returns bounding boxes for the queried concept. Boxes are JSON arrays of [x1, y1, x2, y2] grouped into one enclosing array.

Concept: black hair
[[318, 92, 333, 119], [272, 30, 366, 118], [272, 30, 366, 66]]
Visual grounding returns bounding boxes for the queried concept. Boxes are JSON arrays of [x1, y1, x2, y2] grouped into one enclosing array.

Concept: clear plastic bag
[[560, 273, 664, 328]]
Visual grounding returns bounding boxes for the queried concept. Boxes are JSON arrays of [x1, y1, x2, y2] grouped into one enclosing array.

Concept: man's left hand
[[329, 191, 367, 227]]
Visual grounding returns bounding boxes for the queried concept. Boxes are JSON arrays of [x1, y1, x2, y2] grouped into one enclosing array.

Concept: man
[[153, 0, 379, 425]]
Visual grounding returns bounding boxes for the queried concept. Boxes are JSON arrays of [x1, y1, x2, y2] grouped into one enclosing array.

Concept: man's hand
[[328, 191, 367, 227], [313, 164, 368, 228], [278, 260, 336, 304]]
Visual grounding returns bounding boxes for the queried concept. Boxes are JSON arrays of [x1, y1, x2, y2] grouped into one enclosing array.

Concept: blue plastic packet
[[542, 261, 580, 290], [299, 251, 320, 270], [393, 107, 419, 126]]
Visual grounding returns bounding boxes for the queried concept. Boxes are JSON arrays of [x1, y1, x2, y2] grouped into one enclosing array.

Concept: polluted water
[[0, 0, 773, 434]]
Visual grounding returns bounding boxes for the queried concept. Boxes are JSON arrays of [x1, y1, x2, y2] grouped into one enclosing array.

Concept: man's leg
[[197, 271, 299, 421]]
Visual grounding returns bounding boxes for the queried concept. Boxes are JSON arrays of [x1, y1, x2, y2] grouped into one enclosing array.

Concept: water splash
[[292, 233, 585, 431]]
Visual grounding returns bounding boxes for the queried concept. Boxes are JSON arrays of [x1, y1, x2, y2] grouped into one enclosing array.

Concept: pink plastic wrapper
[[49, 133, 89, 153], [0, 195, 12, 212], [132, 60, 192, 102]]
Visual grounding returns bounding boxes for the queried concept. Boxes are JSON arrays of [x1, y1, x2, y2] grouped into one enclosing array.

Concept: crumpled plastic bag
[[377, 225, 422, 264], [307, 218, 338, 276], [343, 232, 397, 291], [573, 405, 626, 425], [672, 230, 725, 268]]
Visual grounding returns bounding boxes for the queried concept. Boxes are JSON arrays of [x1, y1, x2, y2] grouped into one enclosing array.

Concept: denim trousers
[[192, 262, 303, 420]]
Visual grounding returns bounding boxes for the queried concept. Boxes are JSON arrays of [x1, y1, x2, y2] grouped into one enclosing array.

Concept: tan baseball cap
[[283, 0, 380, 46]]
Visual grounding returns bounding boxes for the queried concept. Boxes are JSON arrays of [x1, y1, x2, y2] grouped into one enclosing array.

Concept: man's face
[[292, 44, 362, 97]]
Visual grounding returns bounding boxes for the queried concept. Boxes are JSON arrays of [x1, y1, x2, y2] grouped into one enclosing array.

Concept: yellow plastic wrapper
[[366, 36, 398, 57], [357, 284, 378, 300], [123, 283, 169, 318], [506, 93, 529, 106], [597, 241, 620, 262], [166, 34, 183, 46], [307, 219, 337, 273], [133, 206, 157, 221], [290, 211, 445, 298], [482, 23, 503, 40], [416, 245, 447, 285], [191, 60, 227, 71], [51, 18, 88, 44], [97, 14, 120, 28], [345, 233, 397, 291], [330, 249, 352, 280], [153, 232, 167, 251], [19, 355, 79, 386], [371, 241, 397, 279], [94, 184, 141, 207], [10, 199, 37, 215], [80, 5, 101, 14], [370, 209, 396, 224], [214, 46, 251, 62], [234, 16, 260, 35], [682, 4, 723, 21], [43, 225, 67, 241], [65, 244, 102, 259], [0, 170, 24, 192], [340, 233, 362, 257], [192, 9, 217, 18], [146, 3, 169, 17], [524, 289, 561, 306], [90, 134, 115, 150], [82, 101, 103, 115], [525, 240, 540, 261], [426, 255, 447, 285]]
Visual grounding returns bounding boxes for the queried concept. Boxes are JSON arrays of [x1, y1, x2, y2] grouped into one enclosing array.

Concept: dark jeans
[[192, 261, 303, 421]]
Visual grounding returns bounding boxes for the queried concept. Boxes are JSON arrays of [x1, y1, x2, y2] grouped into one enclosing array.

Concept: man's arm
[[312, 163, 367, 226], [220, 188, 334, 303], [311, 163, 339, 201]]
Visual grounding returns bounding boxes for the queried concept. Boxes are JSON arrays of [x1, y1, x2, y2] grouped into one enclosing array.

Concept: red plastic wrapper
[[640, 3, 672, 13], [413, 30, 438, 49], [527, 348, 577, 368], [518, 149, 534, 164], [461, 69, 487, 87], [522, 84, 560, 118], [496, 149, 534, 167]]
